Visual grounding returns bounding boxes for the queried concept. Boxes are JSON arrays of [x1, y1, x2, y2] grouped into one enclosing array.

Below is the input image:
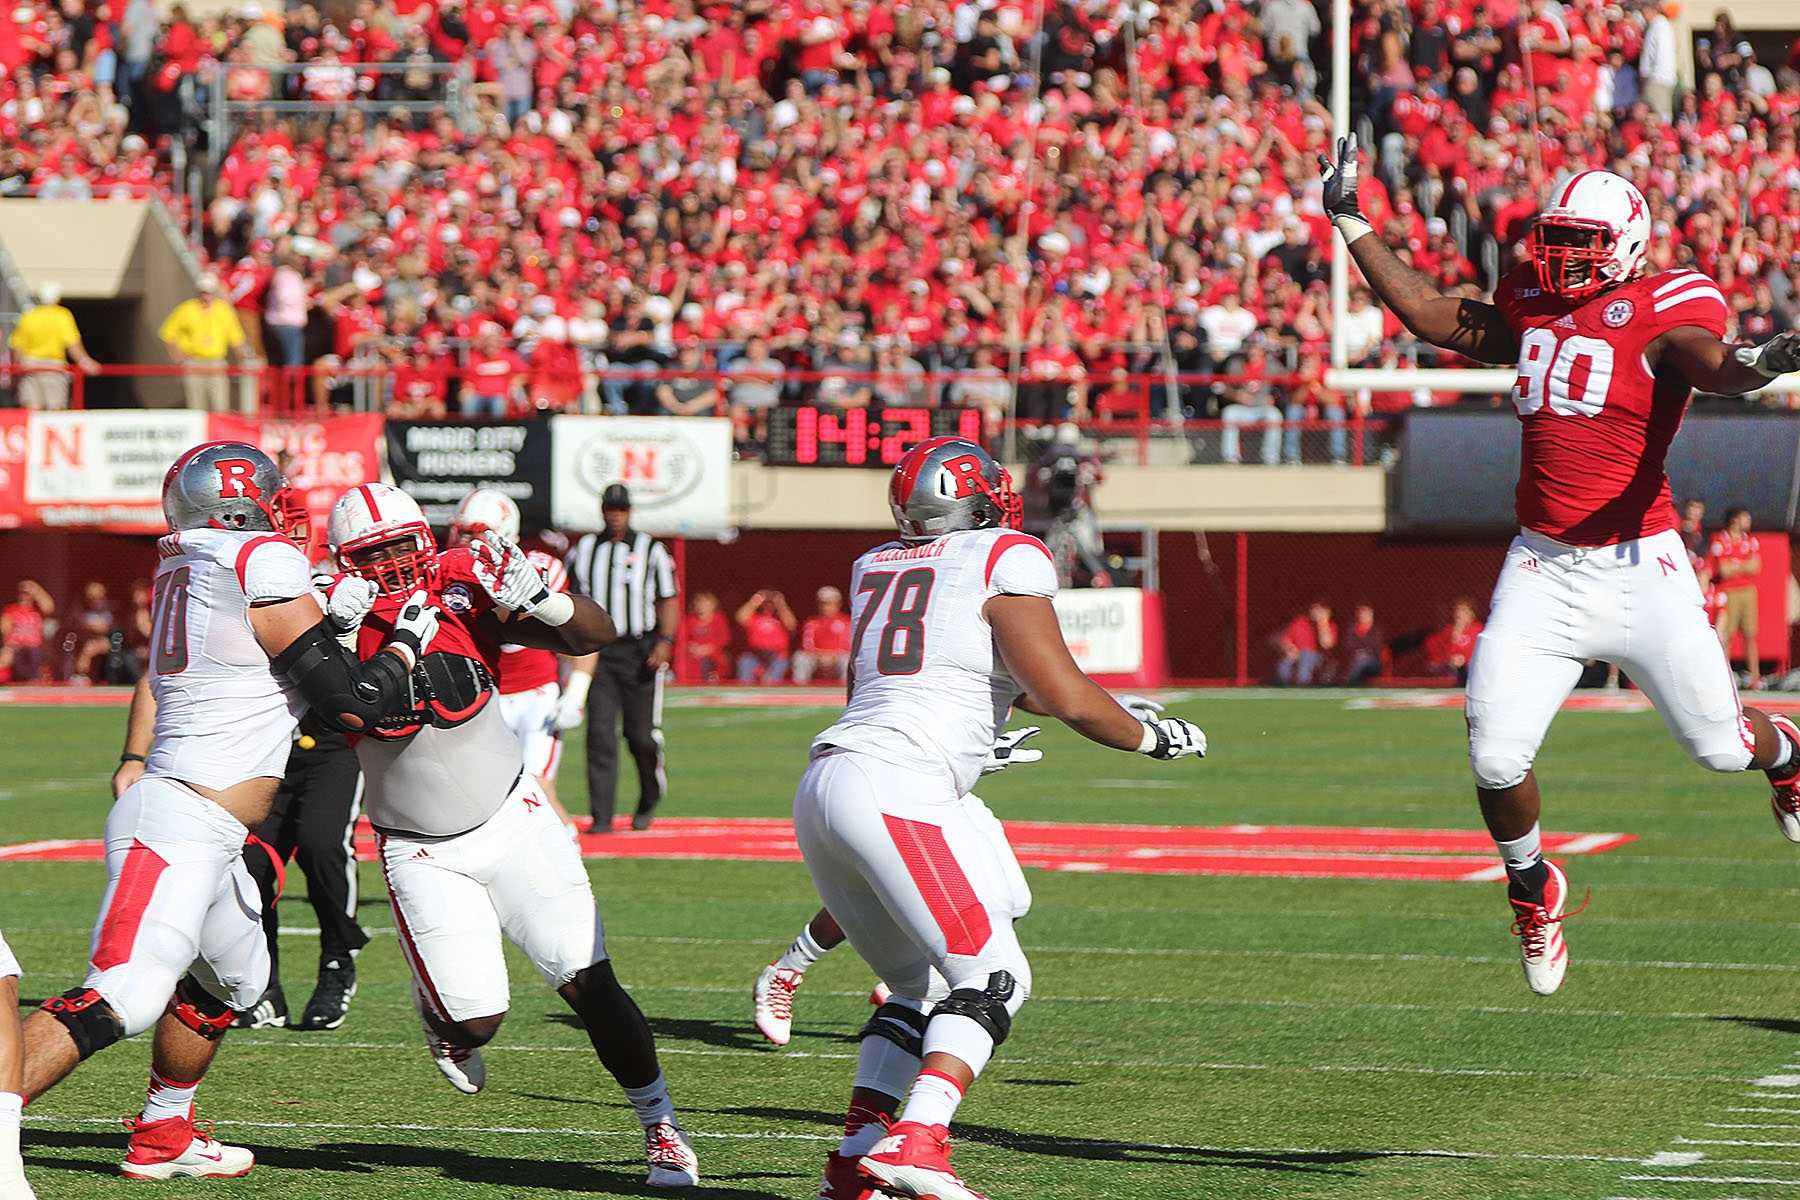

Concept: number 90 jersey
[[1496, 263, 1729, 547], [144, 527, 312, 790], [812, 528, 1057, 795]]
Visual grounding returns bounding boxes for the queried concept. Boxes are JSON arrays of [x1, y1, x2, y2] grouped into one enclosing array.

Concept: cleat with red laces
[[1767, 715, 1800, 842], [644, 1120, 700, 1188], [1509, 860, 1586, 996], [119, 1107, 254, 1181], [754, 962, 804, 1046], [859, 1122, 986, 1200]]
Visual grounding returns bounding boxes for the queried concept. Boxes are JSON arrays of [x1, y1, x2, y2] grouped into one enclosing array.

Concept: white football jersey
[[814, 527, 1057, 794], [144, 527, 312, 790]]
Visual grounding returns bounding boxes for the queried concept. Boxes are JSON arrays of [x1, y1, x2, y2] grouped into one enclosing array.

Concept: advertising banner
[[0, 411, 26, 529], [212, 413, 385, 534], [21, 410, 209, 529], [550, 416, 730, 537], [385, 420, 553, 532]]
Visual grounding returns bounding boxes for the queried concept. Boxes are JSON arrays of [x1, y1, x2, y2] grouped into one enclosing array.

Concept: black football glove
[[1318, 133, 1373, 244], [1735, 332, 1800, 380]]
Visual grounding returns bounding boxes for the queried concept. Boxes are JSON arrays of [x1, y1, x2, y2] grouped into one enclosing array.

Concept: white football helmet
[[1528, 170, 1651, 300], [449, 487, 521, 546], [328, 482, 439, 595]]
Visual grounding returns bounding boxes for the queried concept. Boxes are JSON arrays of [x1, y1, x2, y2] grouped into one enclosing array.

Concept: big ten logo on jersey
[[1513, 327, 1616, 418]]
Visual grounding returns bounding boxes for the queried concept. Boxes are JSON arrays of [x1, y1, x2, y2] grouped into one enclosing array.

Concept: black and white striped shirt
[[565, 530, 677, 639]]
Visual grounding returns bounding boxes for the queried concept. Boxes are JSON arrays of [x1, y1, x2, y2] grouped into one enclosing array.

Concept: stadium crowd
[[2, 0, 1798, 425]]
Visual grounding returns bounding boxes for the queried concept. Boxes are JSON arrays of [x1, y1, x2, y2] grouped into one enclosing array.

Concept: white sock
[[622, 1073, 675, 1127], [1494, 823, 1543, 872], [897, 1069, 964, 1129], [0, 1092, 21, 1173], [776, 926, 828, 973], [141, 1070, 199, 1125], [1773, 729, 1796, 773]]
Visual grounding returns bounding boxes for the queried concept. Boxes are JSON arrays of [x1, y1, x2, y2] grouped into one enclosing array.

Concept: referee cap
[[601, 483, 632, 511]]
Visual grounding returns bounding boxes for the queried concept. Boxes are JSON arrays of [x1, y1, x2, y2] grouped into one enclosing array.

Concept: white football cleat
[[753, 962, 804, 1046], [425, 1026, 486, 1094], [119, 1109, 254, 1180], [1767, 714, 1800, 841], [644, 1120, 700, 1187], [1508, 860, 1582, 996]]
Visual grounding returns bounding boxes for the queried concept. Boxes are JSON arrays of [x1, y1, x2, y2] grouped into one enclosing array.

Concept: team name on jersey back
[[813, 528, 1057, 795], [143, 527, 311, 791], [1496, 264, 1730, 547]]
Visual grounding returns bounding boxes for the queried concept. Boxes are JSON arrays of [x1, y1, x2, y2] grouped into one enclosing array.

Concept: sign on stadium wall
[[1052, 587, 1167, 687], [213, 413, 385, 534], [384, 420, 553, 534], [551, 415, 731, 538], [18, 410, 209, 529], [0, 411, 26, 530]]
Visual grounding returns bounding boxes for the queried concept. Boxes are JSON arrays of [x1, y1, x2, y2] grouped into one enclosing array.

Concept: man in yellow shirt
[[158, 275, 247, 412], [9, 283, 98, 410]]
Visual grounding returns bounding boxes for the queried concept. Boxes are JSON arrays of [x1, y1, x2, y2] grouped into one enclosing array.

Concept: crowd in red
[[3, 0, 1798, 425]]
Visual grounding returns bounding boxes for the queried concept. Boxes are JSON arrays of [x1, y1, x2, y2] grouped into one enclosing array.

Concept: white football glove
[[384, 589, 440, 669], [1734, 332, 1800, 379], [1115, 694, 1164, 722], [470, 531, 574, 625], [323, 574, 378, 637], [1137, 717, 1207, 761], [981, 726, 1044, 775], [554, 668, 593, 731]]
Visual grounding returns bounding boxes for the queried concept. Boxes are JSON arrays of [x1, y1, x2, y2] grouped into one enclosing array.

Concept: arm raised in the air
[[1654, 326, 1798, 396], [1322, 135, 1518, 365]]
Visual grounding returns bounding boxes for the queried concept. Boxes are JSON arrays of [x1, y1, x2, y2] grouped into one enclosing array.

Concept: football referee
[[561, 483, 679, 831]]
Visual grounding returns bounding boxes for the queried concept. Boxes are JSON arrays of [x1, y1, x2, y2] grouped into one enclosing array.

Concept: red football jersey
[[354, 546, 505, 676], [497, 550, 569, 694], [1707, 530, 1761, 592], [1494, 264, 1729, 546]]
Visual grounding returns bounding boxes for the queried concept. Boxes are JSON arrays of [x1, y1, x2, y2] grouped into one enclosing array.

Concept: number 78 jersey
[[813, 528, 1058, 794], [1496, 263, 1729, 547]]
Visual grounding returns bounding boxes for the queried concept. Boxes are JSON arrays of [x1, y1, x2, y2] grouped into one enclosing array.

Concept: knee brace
[[930, 971, 1018, 1047], [1469, 746, 1532, 791], [42, 988, 126, 1061], [859, 1001, 929, 1058], [171, 975, 235, 1041]]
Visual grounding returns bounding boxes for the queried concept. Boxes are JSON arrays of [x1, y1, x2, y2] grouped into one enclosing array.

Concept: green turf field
[[5, 691, 1800, 1200]]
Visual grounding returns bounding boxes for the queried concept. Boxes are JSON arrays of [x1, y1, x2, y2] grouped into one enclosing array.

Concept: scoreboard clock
[[765, 405, 984, 466]]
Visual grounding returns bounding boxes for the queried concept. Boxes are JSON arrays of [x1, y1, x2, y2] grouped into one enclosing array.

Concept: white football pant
[[1467, 527, 1754, 789], [378, 775, 604, 1022], [795, 750, 1031, 1011], [498, 681, 563, 781], [81, 777, 271, 1034]]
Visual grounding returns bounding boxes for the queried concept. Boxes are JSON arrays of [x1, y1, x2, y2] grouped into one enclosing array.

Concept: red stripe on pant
[[881, 814, 992, 956], [376, 832, 453, 1022], [92, 839, 169, 971]]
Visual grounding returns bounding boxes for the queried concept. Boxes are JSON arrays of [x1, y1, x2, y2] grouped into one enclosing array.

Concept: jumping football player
[[323, 482, 700, 1188], [796, 436, 1207, 1200], [1322, 135, 1800, 995], [446, 488, 582, 835], [17, 443, 428, 1179]]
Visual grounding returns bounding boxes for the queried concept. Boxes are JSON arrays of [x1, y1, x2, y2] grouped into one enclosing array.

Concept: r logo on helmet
[[216, 459, 264, 499], [942, 454, 987, 498]]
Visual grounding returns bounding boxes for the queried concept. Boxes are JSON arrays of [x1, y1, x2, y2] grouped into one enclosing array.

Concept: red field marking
[[0, 687, 135, 705], [0, 818, 1634, 882]]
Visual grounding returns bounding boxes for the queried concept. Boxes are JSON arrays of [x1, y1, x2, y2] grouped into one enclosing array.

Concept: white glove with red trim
[[470, 532, 574, 626]]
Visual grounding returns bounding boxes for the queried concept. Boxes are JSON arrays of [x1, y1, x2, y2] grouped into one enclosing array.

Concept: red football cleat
[[859, 1122, 985, 1200], [1509, 860, 1586, 996], [818, 1151, 882, 1200], [120, 1107, 254, 1180], [1767, 714, 1800, 842]]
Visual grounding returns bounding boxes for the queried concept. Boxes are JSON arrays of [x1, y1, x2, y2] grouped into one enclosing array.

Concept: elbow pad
[[270, 620, 415, 734]]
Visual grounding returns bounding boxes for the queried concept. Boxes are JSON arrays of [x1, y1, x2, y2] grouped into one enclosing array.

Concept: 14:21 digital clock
[[766, 405, 984, 466]]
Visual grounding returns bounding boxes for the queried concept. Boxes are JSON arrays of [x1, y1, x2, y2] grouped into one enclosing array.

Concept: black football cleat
[[295, 957, 357, 1030], [233, 981, 288, 1029]]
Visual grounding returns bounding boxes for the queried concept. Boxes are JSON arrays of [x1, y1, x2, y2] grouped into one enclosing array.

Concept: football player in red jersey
[[1322, 135, 1800, 996], [323, 483, 701, 1187]]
